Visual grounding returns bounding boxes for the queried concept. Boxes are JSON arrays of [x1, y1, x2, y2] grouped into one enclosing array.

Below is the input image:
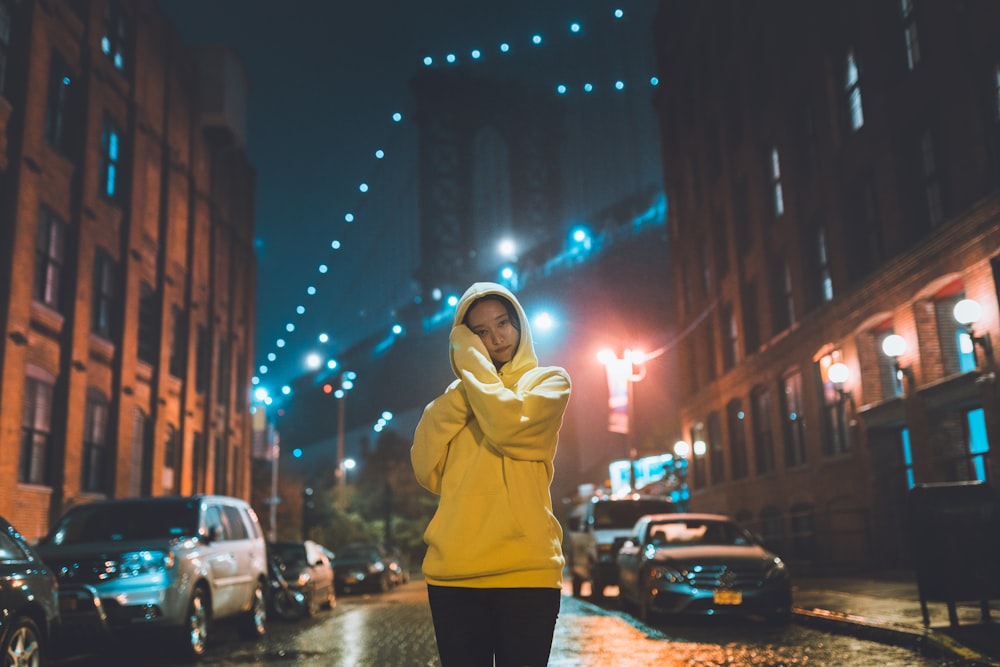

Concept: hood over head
[[451, 282, 537, 379]]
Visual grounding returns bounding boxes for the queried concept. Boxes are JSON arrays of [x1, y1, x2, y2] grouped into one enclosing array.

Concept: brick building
[[0, 0, 256, 539], [653, 1, 1000, 568]]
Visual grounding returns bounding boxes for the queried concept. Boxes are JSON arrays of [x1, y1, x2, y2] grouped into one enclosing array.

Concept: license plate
[[713, 589, 742, 605], [59, 596, 78, 612]]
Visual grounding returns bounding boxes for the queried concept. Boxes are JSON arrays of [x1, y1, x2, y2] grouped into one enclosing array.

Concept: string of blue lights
[[251, 6, 660, 409]]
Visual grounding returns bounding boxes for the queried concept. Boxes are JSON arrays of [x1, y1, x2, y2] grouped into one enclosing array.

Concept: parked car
[[35, 495, 269, 660], [616, 513, 792, 623], [332, 543, 393, 594], [268, 540, 335, 616], [0, 514, 58, 667], [565, 495, 677, 597]]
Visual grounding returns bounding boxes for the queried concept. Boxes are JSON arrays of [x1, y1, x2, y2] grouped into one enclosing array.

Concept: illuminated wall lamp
[[953, 298, 994, 366], [827, 361, 852, 402], [881, 334, 915, 386]]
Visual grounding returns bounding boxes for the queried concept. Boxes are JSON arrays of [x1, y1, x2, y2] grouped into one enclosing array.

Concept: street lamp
[[954, 298, 994, 366], [598, 347, 646, 491], [882, 333, 914, 390]]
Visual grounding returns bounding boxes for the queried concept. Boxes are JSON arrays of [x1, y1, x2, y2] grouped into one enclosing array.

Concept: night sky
[[159, 1, 660, 395]]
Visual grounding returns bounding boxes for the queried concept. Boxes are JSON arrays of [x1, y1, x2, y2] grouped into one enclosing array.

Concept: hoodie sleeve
[[450, 325, 571, 462], [411, 379, 471, 494]]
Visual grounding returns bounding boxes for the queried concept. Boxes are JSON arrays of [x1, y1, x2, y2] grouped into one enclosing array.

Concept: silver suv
[[36, 495, 268, 659], [566, 495, 677, 598]]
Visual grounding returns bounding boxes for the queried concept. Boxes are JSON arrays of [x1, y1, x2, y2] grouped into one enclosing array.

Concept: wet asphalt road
[[51, 579, 970, 667]]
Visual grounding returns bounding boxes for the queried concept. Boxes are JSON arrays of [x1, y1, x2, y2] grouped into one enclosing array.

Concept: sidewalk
[[792, 571, 1000, 666]]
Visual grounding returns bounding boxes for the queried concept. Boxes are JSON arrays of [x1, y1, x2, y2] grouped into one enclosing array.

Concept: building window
[[707, 411, 724, 486], [994, 63, 1000, 122], [214, 435, 227, 494], [102, 0, 128, 72], [137, 282, 158, 364], [901, 0, 921, 70], [965, 408, 990, 483], [129, 409, 152, 497], [92, 248, 117, 339], [216, 339, 230, 406], [82, 391, 111, 494], [0, 0, 10, 96], [195, 326, 210, 393], [20, 371, 55, 486], [720, 303, 737, 371], [816, 225, 833, 303], [844, 47, 865, 132], [235, 353, 247, 411], [163, 424, 181, 494], [752, 385, 775, 474], [769, 146, 784, 217], [191, 431, 205, 493], [727, 399, 749, 480], [45, 52, 78, 156], [877, 329, 904, 398], [771, 256, 795, 333], [782, 370, 807, 467], [934, 292, 966, 376], [920, 129, 943, 227], [169, 306, 188, 378], [820, 358, 851, 457], [34, 207, 66, 311], [100, 115, 123, 202], [899, 428, 915, 489]]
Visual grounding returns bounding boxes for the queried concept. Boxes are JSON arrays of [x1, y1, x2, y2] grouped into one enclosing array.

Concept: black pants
[[426, 584, 561, 667]]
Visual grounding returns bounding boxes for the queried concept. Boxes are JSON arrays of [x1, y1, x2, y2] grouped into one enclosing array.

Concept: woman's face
[[465, 298, 521, 369]]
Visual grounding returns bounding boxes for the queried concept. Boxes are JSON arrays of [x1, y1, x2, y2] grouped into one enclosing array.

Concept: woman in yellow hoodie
[[411, 282, 571, 667]]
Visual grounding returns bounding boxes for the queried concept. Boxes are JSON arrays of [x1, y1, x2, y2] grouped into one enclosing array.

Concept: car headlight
[[764, 556, 789, 581], [118, 550, 174, 578], [296, 572, 312, 588], [649, 563, 687, 584], [367, 562, 385, 575]]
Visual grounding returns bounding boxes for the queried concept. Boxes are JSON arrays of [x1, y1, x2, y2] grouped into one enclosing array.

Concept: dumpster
[[906, 481, 1000, 627]]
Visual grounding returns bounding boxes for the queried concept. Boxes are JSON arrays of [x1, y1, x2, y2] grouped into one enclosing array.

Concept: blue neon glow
[[500, 42, 510, 53], [471, 49, 481, 59], [345, 213, 354, 222], [557, 84, 567, 94], [446, 53, 456, 63], [307, 286, 316, 295], [319, 264, 328, 273], [423, 56, 433, 66]]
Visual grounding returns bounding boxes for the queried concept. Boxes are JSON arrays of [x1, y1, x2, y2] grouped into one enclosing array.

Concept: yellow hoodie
[[411, 282, 571, 589]]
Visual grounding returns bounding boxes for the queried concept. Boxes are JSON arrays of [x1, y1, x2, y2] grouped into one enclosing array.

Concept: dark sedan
[[332, 544, 392, 595], [0, 515, 58, 667], [616, 513, 792, 623]]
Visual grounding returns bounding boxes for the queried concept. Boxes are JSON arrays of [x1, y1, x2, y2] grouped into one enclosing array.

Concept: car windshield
[[593, 500, 675, 529], [46, 500, 200, 545], [646, 520, 751, 547]]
